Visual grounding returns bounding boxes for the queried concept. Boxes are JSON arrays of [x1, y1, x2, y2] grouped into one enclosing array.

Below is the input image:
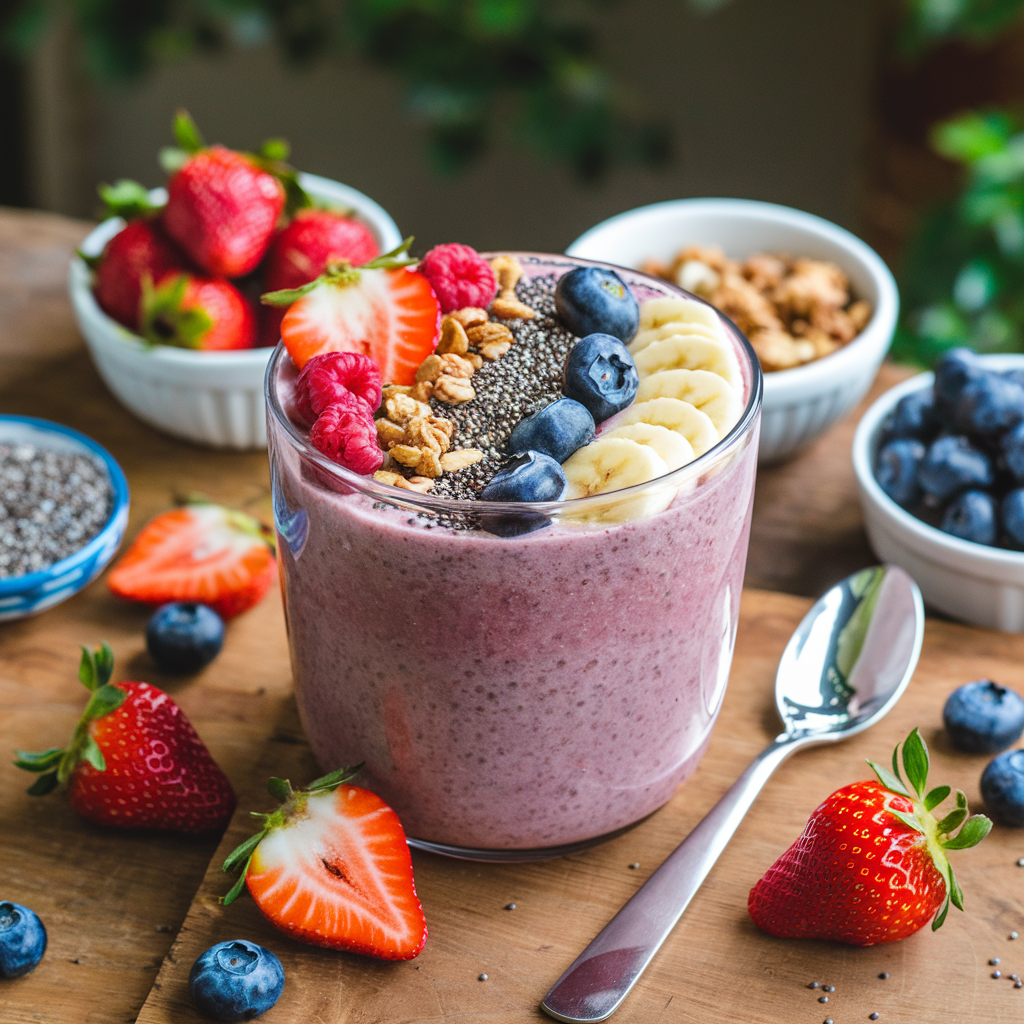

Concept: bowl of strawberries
[[68, 112, 402, 450]]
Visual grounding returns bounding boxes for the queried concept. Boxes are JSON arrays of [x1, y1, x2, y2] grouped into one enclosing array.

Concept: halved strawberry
[[262, 242, 441, 385], [221, 769, 427, 960], [107, 504, 276, 619]]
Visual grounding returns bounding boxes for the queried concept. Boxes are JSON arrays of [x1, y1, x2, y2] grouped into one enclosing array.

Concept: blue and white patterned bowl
[[0, 416, 130, 621]]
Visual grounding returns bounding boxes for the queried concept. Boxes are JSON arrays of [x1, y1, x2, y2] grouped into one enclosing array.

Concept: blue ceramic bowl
[[0, 416, 129, 621]]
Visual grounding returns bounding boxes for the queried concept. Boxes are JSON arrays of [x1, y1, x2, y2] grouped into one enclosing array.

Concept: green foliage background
[[6, 0, 1024, 357]]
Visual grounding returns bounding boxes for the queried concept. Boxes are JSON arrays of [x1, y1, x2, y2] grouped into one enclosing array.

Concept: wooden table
[[0, 209, 917, 1023]]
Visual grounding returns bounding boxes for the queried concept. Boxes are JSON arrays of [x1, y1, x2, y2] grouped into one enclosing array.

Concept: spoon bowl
[[777, 565, 924, 741], [542, 565, 924, 1024]]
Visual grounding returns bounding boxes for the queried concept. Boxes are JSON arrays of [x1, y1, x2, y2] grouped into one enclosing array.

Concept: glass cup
[[266, 254, 762, 861]]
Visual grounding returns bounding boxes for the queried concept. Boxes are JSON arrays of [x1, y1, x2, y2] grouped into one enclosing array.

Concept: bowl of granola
[[567, 198, 898, 463]]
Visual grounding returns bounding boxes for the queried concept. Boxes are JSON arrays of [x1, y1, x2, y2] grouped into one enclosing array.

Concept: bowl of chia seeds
[[0, 416, 129, 621]]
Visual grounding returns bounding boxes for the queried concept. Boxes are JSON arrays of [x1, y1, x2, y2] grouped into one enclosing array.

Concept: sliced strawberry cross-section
[[221, 769, 427, 961], [107, 504, 276, 619], [263, 241, 441, 386]]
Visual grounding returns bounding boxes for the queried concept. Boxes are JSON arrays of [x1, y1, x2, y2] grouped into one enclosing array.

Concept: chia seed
[[504, 903, 516, 910], [993, 970, 1003, 979], [0, 443, 112, 578], [991, 958, 1002, 965], [808, 982, 820, 989], [869, 1014, 880, 1020], [818, 995, 829, 1003], [478, 973, 488, 981], [428, 272, 579, 503], [878, 973, 889, 980]]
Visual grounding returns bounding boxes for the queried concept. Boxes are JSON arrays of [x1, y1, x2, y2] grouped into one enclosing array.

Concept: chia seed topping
[[428, 273, 578, 501], [0, 443, 113, 578]]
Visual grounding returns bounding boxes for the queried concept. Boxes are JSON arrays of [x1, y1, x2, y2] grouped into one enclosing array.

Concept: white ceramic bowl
[[853, 355, 1024, 632], [567, 198, 899, 464], [68, 173, 402, 450]]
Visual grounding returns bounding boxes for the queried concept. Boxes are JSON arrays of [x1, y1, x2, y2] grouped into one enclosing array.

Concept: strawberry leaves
[[260, 238, 419, 308], [14, 643, 127, 796], [867, 727, 992, 931], [220, 765, 364, 906]]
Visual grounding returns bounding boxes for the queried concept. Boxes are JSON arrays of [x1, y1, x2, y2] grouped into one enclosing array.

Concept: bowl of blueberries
[[853, 348, 1024, 631]]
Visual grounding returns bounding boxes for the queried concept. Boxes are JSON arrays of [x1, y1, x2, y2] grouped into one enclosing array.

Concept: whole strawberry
[[264, 210, 380, 292], [15, 644, 236, 834], [259, 210, 381, 347], [162, 113, 286, 278], [140, 273, 256, 351], [93, 219, 189, 331], [748, 729, 991, 945]]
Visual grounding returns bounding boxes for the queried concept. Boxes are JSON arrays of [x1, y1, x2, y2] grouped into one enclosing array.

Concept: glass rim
[[264, 252, 764, 517]]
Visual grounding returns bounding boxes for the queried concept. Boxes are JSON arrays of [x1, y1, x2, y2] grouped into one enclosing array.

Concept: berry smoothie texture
[[270, 369, 759, 851]]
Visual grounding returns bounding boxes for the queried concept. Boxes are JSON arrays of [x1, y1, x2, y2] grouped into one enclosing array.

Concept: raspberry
[[419, 243, 497, 313], [295, 352, 383, 424], [309, 396, 384, 475]]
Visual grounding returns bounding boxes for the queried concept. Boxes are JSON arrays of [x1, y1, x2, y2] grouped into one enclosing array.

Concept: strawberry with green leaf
[[15, 644, 236, 834], [139, 272, 256, 350], [161, 111, 303, 278], [261, 238, 440, 384], [220, 769, 428, 960], [748, 728, 991, 945]]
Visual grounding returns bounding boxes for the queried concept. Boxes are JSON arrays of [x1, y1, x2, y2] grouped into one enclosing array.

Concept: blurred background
[[5, 0, 1024, 364]]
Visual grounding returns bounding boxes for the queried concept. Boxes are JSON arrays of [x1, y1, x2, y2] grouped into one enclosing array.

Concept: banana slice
[[602, 423, 694, 471], [633, 333, 743, 392], [635, 368, 743, 437], [614, 396, 719, 457], [639, 297, 721, 333], [562, 437, 673, 522], [629, 320, 722, 355]]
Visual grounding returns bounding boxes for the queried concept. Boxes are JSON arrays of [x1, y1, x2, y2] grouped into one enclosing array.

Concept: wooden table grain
[[0, 207, 917, 1023]]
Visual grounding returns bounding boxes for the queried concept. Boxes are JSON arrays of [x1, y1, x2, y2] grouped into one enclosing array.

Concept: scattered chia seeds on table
[[0, 443, 112, 578], [428, 273, 579, 501]]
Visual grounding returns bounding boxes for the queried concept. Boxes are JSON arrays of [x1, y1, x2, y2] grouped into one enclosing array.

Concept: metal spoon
[[541, 564, 924, 1023]]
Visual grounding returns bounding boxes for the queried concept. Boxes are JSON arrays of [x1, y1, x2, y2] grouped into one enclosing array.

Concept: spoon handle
[[541, 735, 796, 1023]]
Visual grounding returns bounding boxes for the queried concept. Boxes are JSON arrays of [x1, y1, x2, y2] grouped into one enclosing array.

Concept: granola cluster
[[643, 246, 873, 373], [373, 255, 537, 493]]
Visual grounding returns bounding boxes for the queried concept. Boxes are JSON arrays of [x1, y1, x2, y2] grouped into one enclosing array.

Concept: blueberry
[[146, 602, 225, 674], [917, 435, 993, 501], [981, 750, 1024, 826], [481, 451, 566, 503], [881, 390, 938, 442], [563, 333, 639, 423], [507, 398, 595, 463], [480, 451, 566, 538], [941, 489, 997, 545], [1002, 421, 1024, 481], [944, 680, 1024, 753], [933, 347, 982, 411], [955, 372, 1024, 436], [0, 902, 46, 978], [554, 266, 639, 343], [1003, 489, 1024, 547], [188, 940, 284, 1022], [875, 439, 925, 508]]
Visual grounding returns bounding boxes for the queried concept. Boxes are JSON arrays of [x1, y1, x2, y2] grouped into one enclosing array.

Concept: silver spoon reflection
[[541, 565, 924, 1024]]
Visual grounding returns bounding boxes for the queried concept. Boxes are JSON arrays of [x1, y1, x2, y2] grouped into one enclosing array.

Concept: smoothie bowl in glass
[[266, 252, 762, 860]]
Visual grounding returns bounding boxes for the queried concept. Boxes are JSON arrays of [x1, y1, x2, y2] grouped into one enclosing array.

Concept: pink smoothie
[[268, 262, 761, 854]]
